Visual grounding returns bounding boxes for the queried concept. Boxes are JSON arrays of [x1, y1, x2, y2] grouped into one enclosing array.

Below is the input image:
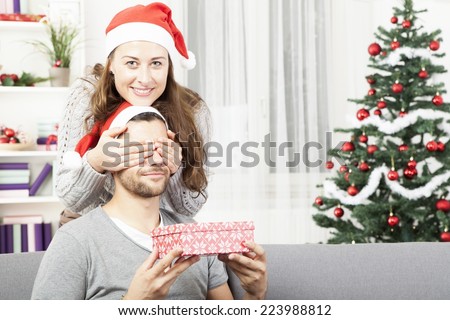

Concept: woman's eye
[[152, 61, 162, 67], [126, 61, 138, 67]]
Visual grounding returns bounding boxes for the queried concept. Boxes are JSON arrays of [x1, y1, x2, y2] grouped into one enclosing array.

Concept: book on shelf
[[0, 169, 31, 177], [29, 163, 52, 196], [0, 163, 28, 170], [0, 189, 29, 197], [0, 176, 30, 184], [1, 216, 44, 253], [0, 225, 6, 254], [12, 224, 21, 253], [0, 221, 52, 254], [0, 183, 29, 190]]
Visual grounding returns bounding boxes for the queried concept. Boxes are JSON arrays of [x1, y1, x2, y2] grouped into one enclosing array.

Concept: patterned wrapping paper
[[151, 221, 255, 258]]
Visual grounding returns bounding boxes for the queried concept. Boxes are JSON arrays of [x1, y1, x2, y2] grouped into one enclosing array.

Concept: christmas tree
[[313, 0, 450, 243]]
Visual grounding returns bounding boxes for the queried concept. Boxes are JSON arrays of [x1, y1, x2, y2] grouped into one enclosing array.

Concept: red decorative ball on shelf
[[356, 108, 370, 121], [359, 161, 370, 172], [402, 20, 411, 29], [437, 141, 446, 152], [426, 140, 438, 152], [388, 169, 399, 181], [403, 166, 417, 179], [436, 199, 450, 212], [429, 40, 440, 51], [347, 185, 359, 196], [418, 69, 428, 79], [392, 82, 403, 94], [3, 128, 16, 138], [366, 76, 376, 85], [387, 214, 400, 227], [334, 207, 344, 218], [373, 109, 382, 116], [391, 16, 398, 24], [440, 231, 450, 242], [407, 159, 417, 168], [339, 165, 348, 173], [315, 197, 324, 206], [390, 40, 400, 50], [432, 94, 443, 106], [368, 43, 382, 56], [377, 100, 387, 109], [341, 142, 355, 152], [367, 145, 378, 154], [398, 144, 408, 152], [325, 161, 334, 169], [368, 88, 376, 96], [359, 134, 368, 143]]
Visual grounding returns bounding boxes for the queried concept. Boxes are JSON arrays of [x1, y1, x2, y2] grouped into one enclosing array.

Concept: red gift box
[[151, 221, 254, 258]]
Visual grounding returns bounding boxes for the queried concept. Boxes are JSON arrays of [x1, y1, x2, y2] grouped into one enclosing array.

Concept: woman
[[56, 2, 210, 221]]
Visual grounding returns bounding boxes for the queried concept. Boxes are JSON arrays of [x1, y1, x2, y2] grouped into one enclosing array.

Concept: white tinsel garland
[[323, 164, 450, 205], [349, 109, 450, 136], [383, 47, 434, 66]]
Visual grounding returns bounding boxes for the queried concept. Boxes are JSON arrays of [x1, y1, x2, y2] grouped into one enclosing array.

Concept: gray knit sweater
[[55, 75, 211, 217]]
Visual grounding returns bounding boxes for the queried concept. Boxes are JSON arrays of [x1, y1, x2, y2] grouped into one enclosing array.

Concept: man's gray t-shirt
[[31, 207, 228, 300]]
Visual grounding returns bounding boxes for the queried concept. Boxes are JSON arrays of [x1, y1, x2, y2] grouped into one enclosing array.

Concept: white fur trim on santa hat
[[63, 151, 82, 169], [109, 106, 169, 131], [106, 22, 194, 69], [180, 51, 196, 70]]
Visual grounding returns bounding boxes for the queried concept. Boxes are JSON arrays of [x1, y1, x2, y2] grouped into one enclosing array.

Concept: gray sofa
[[1, 243, 449, 299]]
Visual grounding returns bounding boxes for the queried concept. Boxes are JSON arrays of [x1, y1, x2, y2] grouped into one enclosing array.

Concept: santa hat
[[105, 2, 196, 70], [63, 102, 169, 169]]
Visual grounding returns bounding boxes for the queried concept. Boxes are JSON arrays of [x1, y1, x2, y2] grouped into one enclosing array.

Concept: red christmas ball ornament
[[347, 185, 359, 196], [373, 109, 382, 116], [359, 134, 368, 143], [334, 207, 344, 218], [325, 161, 334, 169], [436, 199, 450, 212], [391, 16, 398, 24], [366, 76, 376, 85], [398, 144, 408, 152], [367, 145, 378, 154], [429, 40, 440, 51], [368, 43, 382, 56], [407, 158, 417, 168], [402, 20, 411, 29], [426, 140, 438, 152], [437, 141, 446, 152], [359, 161, 370, 172], [341, 142, 355, 152], [315, 197, 324, 206], [377, 100, 387, 109], [387, 214, 400, 227], [403, 166, 417, 179], [390, 40, 400, 50], [339, 165, 348, 173], [432, 94, 443, 106], [399, 109, 407, 117], [356, 108, 370, 121], [418, 69, 428, 79], [440, 231, 450, 242], [9, 137, 18, 144], [368, 88, 376, 96], [388, 169, 399, 181], [392, 82, 403, 94], [3, 128, 16, 138]]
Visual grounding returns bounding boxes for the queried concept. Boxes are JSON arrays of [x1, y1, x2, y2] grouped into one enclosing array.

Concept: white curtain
[[187, 0, 332, 244]]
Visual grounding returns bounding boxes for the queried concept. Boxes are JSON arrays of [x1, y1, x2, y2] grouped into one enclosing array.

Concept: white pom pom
[[180, 51, 196, 70], [63, 151, 82, 169]]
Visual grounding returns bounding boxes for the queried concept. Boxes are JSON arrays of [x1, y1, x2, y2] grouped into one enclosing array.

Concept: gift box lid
[[151, 220, 254, 237]]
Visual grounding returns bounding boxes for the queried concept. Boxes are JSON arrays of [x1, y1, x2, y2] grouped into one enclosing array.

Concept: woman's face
[[109, 41, 169, 106]]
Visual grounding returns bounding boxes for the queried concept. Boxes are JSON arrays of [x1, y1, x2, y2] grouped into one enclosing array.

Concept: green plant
[[29, 18, 80, 68]]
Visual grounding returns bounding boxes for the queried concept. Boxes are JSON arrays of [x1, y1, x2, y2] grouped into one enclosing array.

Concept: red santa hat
[[63, 102, 169, 169], [105, 2, 196, 70]]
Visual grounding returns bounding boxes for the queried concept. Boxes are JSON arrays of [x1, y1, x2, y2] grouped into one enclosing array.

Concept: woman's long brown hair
[[87, 59, 208, 195]]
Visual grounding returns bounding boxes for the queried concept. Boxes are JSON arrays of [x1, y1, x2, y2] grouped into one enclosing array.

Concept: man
[[32, 107, 267, 300]]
